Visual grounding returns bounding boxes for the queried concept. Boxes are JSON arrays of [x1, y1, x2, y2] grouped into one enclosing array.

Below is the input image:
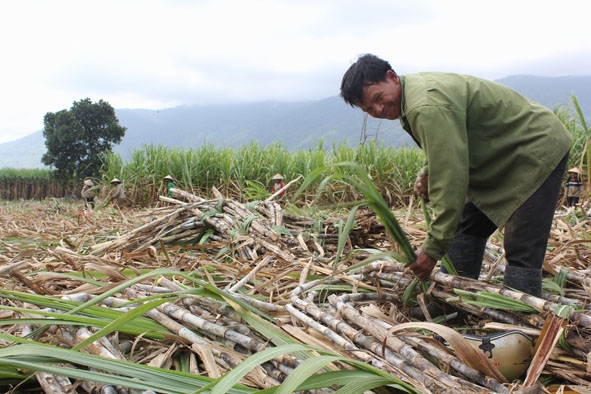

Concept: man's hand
[[414, 172, 429, 202], [410, 249, 437, 280]]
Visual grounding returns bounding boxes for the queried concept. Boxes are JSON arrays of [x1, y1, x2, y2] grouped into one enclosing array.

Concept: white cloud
[[1, 0, 590, 143]]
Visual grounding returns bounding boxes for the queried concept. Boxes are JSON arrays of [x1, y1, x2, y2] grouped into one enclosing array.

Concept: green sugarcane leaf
[[72, 297, 172, 351], [274, 355, 341, 394]]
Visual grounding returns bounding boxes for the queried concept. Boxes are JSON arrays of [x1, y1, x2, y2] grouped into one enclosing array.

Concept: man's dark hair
[[340, 54, 395, 107]]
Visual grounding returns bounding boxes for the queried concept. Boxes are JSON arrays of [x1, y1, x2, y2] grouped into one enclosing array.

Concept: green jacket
[[399, 73, 572, 260]]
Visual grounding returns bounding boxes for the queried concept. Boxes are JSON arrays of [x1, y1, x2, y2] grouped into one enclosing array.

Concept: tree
[[42, 98, 126, 180]]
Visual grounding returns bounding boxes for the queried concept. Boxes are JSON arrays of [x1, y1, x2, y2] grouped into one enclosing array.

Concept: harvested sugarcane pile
[[0, 189, 590, 394]]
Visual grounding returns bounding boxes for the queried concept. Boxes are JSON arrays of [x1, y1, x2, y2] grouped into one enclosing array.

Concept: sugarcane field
[[1, 163, 591, 394]]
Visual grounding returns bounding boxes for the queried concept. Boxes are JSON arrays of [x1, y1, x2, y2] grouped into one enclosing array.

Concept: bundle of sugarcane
[[89, 186, 391, 269]]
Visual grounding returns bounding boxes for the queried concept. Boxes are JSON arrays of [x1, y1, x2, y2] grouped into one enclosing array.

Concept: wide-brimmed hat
[[163, 175, 174, 181], [83, 179, 94, 186], [568, 167, 581, 174], [272, 173, 284, 180], [110, 178, 121, 184]]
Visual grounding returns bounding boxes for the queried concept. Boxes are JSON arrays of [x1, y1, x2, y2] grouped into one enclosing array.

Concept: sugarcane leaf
[[0, 304, 168, 338], [440, 255, 457, 275], [333, 376, 412, 394], [67, 268, 181, 315], [554, 304, 575, 319], [544, 278, 565, 296], [222, 296, 294, 345], [0, 340, 255, 394], [198, 344, 310, 394], [453, 289, 537, 313], [402, 277, 420, 306], [334, 162, 415, 261], [291, 165, 331, 201], [421, 198, 432, 228], [72, 297, 172, 351], [274, 355, 341, 394], [334, 204, 359, 270]]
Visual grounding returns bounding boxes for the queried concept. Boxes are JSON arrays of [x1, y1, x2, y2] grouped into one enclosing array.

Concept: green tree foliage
[[42, 98, 126, 180]]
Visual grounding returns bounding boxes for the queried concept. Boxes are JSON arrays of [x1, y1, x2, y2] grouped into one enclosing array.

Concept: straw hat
[[568, 167, 581, 174], [83, 179, 94, 186], [110, 178, 121, 184], [272, 173, 284, 180], [163, 175, 174, 181]]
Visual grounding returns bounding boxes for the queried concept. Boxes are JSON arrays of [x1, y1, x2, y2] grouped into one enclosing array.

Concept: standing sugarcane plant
[[570, 94, 590, 200]]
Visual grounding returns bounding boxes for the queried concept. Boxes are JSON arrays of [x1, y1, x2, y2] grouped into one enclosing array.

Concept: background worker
[[340, 54, 572, 300], [565, 168, 584, 209], [81, 179, 96, 209], [271, 173, 286, 197], [105, 178, 126, 207], [163, 175, 175, 197]]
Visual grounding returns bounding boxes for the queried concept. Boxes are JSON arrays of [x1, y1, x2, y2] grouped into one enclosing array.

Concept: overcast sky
[[1, 0, 590, 143]]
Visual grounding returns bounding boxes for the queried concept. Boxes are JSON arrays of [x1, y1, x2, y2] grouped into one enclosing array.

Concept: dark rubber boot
[[503, 266, 542, 297], [442, 233, 488, 279]]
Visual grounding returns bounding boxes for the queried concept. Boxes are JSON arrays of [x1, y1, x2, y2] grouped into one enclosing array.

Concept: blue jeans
[[454, 152, 569, 271]]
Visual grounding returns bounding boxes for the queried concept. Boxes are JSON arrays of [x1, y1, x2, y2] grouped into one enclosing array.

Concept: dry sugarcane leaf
[[483, 322, 541, 337], [0, 260, 31, 276], [385, 321, 508, 383], [83, 262, 129, 281], [191, 343, 222, 378], [147, 343, 177, 369], [523, 313, 567, 387]]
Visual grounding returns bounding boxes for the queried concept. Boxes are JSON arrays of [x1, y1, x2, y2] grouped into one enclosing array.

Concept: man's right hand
[[414, 172, 429, 202], [409, 249, 437, 280]]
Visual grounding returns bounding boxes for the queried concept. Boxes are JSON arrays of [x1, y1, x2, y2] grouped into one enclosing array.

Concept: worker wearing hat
[[565, 167, 583, 208], [271, 173, 286, 197], [106, 177, 125, 206], [163, 175, 175, 197]]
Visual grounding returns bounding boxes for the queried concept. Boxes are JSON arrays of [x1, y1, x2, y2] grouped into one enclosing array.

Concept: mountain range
[[1, 75, 590, 169]]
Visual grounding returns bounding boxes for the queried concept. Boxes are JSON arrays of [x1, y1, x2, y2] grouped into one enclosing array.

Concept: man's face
[[359, 70, 402, 120]]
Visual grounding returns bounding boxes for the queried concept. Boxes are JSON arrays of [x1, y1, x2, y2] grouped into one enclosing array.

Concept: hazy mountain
[[111, 97, 410, 158], [1, 75, 590, 169]]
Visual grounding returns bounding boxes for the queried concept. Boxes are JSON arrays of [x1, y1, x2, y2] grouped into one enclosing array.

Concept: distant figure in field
[[81, 179, 96, 209], [271, 174, 286, 197], [565, 167, 584, 208], [106, 178, 126, 207], [163, 175, 175, 197]]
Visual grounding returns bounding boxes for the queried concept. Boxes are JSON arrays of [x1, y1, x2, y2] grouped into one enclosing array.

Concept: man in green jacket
[[340, 54, 571, 300]]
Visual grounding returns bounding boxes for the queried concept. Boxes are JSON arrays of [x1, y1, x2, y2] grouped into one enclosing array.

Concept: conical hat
[[568, 167, 581, 174], [272, 173, 284, 180], [83, 179, 94, 186], [163, 175, 174, 181], [110, 178, 121, 184]]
